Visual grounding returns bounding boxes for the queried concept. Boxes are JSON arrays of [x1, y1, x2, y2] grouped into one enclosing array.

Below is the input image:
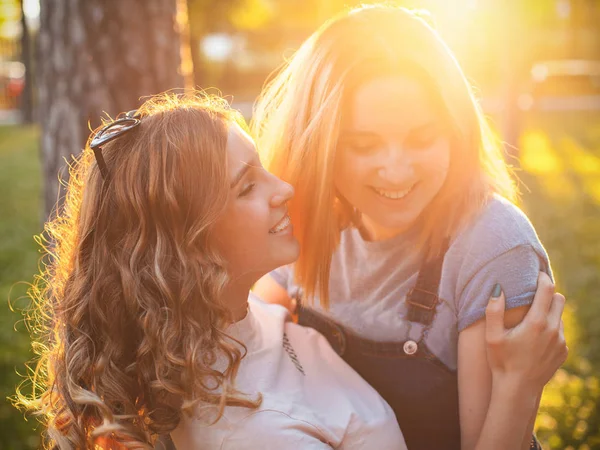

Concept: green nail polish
[[491, 283, 502, 298]]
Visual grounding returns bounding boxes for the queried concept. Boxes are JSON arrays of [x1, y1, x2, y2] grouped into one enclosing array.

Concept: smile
[[372, 184, 415, 200], [269, 215, 292, 234]]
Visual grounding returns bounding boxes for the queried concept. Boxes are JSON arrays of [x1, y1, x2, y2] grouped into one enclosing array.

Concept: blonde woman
[[253, 5, 567, 450], [17, 93, 407, 449]]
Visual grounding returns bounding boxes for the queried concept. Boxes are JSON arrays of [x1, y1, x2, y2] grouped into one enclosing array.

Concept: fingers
[[546, 297, 568, 374], [485, 284, 506, 345], [547, 293, 566, 330], [560, 322, 569, 364], [557, 317, 568, 364], [547, 321, 569, 381], [523, 272, 555, 329]]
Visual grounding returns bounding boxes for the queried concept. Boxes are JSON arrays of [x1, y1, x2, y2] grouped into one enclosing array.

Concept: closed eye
[[405, 126, 442, 149], [339, 134, 382, 154], [238, 182, 256, 197], [407, 134, 438, 149]]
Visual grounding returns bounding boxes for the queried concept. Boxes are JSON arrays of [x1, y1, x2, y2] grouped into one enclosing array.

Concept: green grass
[[0, 125, 42, 449], [0, 116, 599, 449]]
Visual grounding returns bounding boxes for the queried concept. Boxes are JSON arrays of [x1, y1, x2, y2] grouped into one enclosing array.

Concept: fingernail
[[491, 283, 502, 299]]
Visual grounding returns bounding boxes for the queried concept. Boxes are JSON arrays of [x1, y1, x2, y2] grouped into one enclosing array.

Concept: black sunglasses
[[90, 109, 141, 180]]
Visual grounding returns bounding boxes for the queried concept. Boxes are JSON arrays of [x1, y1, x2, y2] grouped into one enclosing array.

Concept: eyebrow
[[230, 152, 262, 188], [230, 162, 252, 188]]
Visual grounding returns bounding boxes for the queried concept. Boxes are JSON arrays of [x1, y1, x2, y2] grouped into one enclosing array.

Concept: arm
[[253, 274, 295, 312], [459, 306, 536, 450], [459, 274, 567, 450], [474, 373, 539, 450]]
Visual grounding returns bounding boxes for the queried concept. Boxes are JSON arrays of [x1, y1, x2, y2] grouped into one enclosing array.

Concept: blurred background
[[0, 0, 599, 448]]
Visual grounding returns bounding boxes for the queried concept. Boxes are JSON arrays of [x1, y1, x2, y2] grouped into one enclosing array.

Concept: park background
[[0, 0, 599, 448]]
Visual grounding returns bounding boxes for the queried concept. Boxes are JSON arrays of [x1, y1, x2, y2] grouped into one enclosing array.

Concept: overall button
[[403, 340, 418, 355]]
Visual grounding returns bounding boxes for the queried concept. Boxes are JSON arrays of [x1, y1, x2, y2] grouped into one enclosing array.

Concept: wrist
[[491, 372, 541, 405], [477, 376, 541, 450]]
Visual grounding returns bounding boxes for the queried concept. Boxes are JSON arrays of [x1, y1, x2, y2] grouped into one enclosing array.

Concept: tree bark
[[20, 0, 34, 124], [38, 0, 184, 218]]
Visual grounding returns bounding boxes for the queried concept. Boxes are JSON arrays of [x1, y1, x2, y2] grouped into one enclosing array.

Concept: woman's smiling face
[[212, 124, 300, 282], [335, 75, 451, 241]]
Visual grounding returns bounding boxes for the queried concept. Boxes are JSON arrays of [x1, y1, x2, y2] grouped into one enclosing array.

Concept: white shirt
[[171, 295, 406, 449]]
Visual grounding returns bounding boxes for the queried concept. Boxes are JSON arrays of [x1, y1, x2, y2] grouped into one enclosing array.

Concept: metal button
[[403, 340, 418, 355]]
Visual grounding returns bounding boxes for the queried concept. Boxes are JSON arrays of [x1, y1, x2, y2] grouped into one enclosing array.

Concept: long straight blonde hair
[[252, 5, 516, 308]]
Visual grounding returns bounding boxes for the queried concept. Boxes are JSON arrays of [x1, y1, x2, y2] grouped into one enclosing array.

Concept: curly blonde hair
[[15, 93, 260, 448]]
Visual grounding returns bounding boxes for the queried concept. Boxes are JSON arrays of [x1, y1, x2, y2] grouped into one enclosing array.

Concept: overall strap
[[406, 238, 450, 326]]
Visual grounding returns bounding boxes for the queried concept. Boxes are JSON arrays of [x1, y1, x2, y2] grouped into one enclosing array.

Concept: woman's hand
[[485, 272, 568, 390]]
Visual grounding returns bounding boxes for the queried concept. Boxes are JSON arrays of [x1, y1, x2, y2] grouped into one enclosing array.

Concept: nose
[[270, 177, 294, 208], [377, 147, 415, 185]]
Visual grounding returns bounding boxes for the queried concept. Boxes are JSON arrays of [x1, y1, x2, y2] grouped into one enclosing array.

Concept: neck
[[220, 280, 252, 322], [360, 215, 412, 241]]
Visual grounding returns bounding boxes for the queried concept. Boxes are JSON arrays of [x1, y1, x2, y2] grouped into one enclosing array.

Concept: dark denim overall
[[296, 245, 542, 450]]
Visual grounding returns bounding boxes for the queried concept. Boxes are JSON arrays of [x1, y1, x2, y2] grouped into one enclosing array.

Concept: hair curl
[[15, 92, 260, 448]]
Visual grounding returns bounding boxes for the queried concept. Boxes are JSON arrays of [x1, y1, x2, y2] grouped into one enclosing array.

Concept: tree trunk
[[20, 0, 34, 124], [38, 0, 184, 219]]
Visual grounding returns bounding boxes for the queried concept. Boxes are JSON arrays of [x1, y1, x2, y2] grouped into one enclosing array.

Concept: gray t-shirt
[[269, 195, 551, 371]]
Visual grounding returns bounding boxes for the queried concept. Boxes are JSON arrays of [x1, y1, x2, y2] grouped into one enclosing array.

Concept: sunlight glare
[[23, 0, 40, 21], [520, 130, 563, 174]]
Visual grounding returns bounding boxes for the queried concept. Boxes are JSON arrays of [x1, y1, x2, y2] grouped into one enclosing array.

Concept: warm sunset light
[[1, 1, 599, 449]]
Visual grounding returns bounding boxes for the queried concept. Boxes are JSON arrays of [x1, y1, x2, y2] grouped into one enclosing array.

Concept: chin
[[276, 240, 301, 267], [283, 240, 301, 264], [253, 241, 300, 276]]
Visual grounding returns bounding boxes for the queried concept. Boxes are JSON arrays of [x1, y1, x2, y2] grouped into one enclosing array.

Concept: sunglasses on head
[[90, 109, 141, 181]]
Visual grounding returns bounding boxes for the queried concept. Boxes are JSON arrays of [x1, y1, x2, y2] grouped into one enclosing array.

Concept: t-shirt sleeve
[[457, 243, 550, 331], [452, 197, 552, 331]]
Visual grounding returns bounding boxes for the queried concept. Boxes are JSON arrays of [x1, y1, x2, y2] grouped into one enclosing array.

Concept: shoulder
[[244, 293, 292, 346], [450, 194, 545, 262], [282, 320, 333, 360]]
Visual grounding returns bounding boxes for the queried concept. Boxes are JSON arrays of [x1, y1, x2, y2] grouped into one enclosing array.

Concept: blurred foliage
[[517, 111, 600, 449], [0, 124, 41, 449], [0, 0, 21, 37]]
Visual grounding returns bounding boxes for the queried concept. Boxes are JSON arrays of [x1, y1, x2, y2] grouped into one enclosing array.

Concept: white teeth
[[270, 215, 291, 234], [373, 186, 413, 200]]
